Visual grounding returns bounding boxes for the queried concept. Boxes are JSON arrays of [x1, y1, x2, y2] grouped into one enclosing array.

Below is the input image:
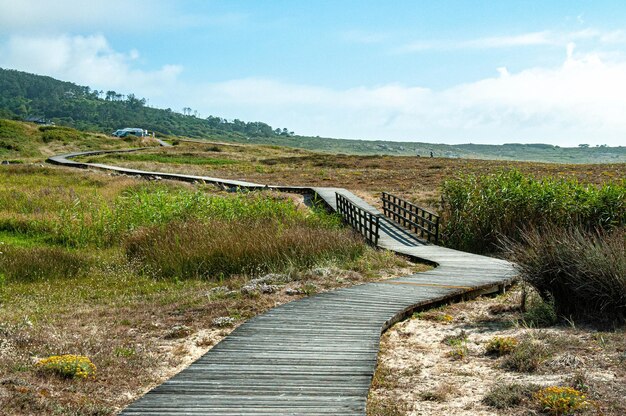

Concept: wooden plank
[[48, 149, 517, 416]]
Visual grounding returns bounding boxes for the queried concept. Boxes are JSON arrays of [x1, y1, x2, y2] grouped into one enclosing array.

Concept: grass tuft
[[502, 335, 552, 373], [506, 226, 626, 324], [124, 219, 365, 280], [485, 336, 518, 356], [0, 246, 91, 282], [440, 169, 625, 253], [483, 383, 540, 409]]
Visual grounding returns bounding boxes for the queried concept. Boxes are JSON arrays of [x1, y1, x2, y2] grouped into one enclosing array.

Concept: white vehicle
[[111, 128, 145, 138]]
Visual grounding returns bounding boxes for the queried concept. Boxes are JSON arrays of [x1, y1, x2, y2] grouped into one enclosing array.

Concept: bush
[[124, 219, 366, 280], [534, 386, 589, 415], [522, 292, 559, 327], [485, 336, 518, 356], [506, 226, 626, 323], [483, 383, 540, 409], [0, 246, 90, 282], [440, 170, 625, 253], [502, 336, 552, 373], [36, 355, 96, 379]]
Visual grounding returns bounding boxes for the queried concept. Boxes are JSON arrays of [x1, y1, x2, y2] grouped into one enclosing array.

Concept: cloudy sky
[[1, 0, 626, 146]]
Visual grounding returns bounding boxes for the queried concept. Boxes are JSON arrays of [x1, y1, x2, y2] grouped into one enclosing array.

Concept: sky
[[1, 1, 626, 146]]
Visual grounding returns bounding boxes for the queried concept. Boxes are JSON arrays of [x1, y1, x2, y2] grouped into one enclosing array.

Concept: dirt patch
[[368, 287, 626, 415]]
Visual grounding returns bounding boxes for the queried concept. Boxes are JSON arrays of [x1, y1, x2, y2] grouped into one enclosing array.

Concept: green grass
[[124, 219, 365, 280], [0, 119, 148, 160], [440, 169, 626, 253], [0, 165, 334, 248], [89, 152, 239, 166], [0, 165, 370, 284]]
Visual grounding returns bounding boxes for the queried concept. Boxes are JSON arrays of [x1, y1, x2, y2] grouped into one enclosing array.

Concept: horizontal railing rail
[[381, 192, 440, 244], [335, 193, 380, 246]]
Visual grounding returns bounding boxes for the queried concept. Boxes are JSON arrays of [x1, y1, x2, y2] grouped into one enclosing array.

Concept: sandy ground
[[369, 288, 626, 415]]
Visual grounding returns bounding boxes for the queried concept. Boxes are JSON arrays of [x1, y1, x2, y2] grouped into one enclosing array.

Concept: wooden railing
[[335, 193, 380, 246], [381, 192, 439, 244]]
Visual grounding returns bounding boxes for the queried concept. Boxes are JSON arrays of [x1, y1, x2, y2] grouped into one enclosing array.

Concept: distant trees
[[0, 68, 294, 139]]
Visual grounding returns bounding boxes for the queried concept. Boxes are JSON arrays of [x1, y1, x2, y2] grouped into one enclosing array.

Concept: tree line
[[0, 68, 294, 139]]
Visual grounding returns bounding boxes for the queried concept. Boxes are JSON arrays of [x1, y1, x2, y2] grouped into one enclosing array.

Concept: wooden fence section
[[381, 192, 440, 244], [335, 192, 380, 246]]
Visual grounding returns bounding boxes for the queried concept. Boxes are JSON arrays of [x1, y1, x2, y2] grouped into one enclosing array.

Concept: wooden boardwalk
[[48, 150, 517, 415]]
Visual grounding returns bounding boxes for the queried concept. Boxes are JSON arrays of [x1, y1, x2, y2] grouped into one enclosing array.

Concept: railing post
[[335, 192, 380, 247], [379, 192, 440, 244]]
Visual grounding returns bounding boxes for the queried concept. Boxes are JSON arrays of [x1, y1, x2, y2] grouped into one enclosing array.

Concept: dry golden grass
[[84, 140, 626, 211], [0, 164, 430, 415]]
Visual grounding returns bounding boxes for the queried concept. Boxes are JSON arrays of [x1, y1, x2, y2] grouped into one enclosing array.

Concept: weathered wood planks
[[48, 149, 517, 415]]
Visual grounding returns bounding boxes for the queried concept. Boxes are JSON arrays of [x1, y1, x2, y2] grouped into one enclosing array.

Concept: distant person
[[430, 151, 434, 158]]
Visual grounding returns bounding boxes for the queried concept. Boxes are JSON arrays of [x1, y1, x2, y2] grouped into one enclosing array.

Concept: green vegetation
[[36, 355, 97, 379], [2, 68, 626, 163], [0, 118, 147, 160], [483, 383, 540, 409], [440, 169, 625, 253], [502, 335, 553, 373], [485, 336, 518, 356], [0, 67, 290, 140], [440, 169, 625, 326], [534, 386, 590, 415], [125, 218, 364, 280], [0, 166, 357, 282], [92, 151, 239, 166], [507, 226, 626, 324]]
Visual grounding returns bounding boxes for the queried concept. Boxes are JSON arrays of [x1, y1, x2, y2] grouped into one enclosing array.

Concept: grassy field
[[2, 120, 625, 414], [0, 119, 154, 162], [83, 140, 626, 212], [220, 133, 626, 164], [0, 162, 427, 414]]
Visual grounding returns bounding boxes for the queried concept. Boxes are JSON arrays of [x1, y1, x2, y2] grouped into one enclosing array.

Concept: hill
[[0, 67, 287, 141], [0, 118, 152, 161], [1, 67, 625, 163]]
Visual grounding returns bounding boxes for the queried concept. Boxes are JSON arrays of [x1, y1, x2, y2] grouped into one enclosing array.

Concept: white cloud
[[0, 34, 182, 97], [2, 34, 626, 146], [395, 29, 626, 53], [188, 47, 626, 146]]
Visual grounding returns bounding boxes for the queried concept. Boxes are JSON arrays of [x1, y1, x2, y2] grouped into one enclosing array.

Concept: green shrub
[[36, 354, 96, 379], [440, 169, 625, 253], [124, 219, 366, 280], [483, 383, 540, 409], [0, 246, 90, 282], [534, 386, 589, 415], [506, 226, 626, 323], [485, 336, 518, 356], [502, 336, 552, 373]]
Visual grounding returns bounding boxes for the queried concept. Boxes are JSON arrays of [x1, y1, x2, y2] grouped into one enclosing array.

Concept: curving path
[[48, 148, 517, 415]]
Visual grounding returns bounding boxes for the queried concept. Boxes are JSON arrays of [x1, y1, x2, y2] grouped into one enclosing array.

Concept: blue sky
[[1, 1, 626, 146]]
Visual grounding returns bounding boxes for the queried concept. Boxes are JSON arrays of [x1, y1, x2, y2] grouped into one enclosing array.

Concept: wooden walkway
[[48, 149, 517, 415]]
